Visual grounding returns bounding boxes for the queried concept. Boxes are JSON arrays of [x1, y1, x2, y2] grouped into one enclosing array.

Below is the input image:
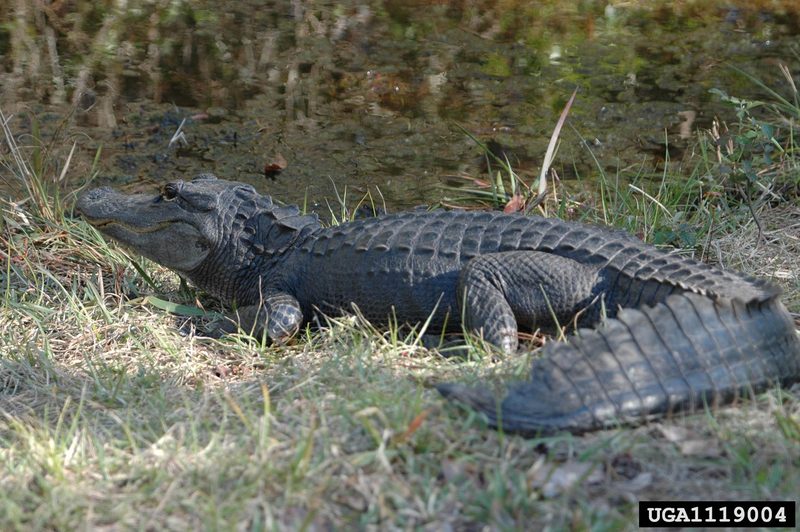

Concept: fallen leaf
[[393, 409, 431, 443], [529, 460, 604, 498], [441, 458, 473, 483], [678, 439, 722, 457], [614, 471, 654, 503], [503, 194, 525, 213], [658, 425, 722, 457], [264, 152, 288, 178], [658, 424, 688, 441]]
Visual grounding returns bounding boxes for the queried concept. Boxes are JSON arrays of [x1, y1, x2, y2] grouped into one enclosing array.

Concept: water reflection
[[0, 0, 798, 207]]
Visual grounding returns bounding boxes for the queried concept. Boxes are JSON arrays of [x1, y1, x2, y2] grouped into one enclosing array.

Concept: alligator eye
[[162, 183, 180, 201]]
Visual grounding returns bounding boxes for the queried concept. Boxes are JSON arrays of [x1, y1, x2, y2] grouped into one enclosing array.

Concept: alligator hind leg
[[458, 251, 604, 353]]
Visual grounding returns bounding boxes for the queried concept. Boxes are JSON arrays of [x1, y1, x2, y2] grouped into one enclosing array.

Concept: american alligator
[[77, 174, 800, 433]]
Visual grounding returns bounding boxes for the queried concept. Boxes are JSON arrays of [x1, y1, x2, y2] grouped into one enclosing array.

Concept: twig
[[526, 87, 578, 212], [168, 118, 188, 148]]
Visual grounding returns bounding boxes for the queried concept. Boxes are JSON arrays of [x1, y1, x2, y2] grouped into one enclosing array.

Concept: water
[[0, 0, 798, 209]]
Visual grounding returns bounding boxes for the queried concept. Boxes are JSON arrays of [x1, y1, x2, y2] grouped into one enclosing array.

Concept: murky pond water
[[1, 0, 799, 209]]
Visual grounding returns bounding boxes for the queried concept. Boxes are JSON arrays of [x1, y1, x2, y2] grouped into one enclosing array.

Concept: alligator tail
[[437, 293, 800, 434]]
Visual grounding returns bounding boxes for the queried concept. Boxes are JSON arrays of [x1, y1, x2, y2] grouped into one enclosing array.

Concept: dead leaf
[[658, 424, 689, 442], [393, 409, 431, 444], [614, 471, 654, 503], [264, 152, 288, 178], [658, 425, 722, 457], [503, 194, 525, 213], [678, 439, 722, 457], [529, 460, 604, 498]]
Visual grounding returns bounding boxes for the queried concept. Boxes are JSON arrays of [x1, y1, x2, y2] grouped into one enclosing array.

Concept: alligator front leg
[[230, 292, 304, 344], [458, 251, 605, 353]]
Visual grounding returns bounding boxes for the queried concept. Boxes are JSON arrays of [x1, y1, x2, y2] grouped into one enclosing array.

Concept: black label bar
[[639, 501, 795, 528]]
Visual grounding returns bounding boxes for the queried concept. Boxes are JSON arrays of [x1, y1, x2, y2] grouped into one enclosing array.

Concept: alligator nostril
[[76, 187, 114, 215], [81, 187, 112, 201]]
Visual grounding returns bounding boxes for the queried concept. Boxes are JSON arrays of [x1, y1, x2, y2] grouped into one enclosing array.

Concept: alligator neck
[[189, 196, 321, 305]]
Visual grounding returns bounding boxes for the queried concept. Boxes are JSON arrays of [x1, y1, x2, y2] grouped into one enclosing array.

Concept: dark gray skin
[[77, 174, 800, 434]]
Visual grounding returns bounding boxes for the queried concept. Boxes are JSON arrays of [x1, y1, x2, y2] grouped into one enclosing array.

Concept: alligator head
[[76, 173, 320, 303]]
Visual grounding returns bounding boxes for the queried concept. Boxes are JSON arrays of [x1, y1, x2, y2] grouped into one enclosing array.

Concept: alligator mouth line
[[90, 219, 186, 234]]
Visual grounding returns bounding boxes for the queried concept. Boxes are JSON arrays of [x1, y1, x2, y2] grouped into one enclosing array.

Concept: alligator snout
[[75, 187, 114, 216], [75, 186, 164, 226]]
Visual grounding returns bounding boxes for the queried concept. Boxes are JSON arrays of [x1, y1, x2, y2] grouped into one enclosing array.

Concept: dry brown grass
[[714, 204, 800, 311]]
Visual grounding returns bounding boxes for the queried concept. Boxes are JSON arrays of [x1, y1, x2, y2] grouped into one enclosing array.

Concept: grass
[[2, 76, 799, 529]]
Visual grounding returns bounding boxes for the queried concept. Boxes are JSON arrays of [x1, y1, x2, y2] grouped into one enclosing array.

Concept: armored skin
[[76, 174, 800, 434]]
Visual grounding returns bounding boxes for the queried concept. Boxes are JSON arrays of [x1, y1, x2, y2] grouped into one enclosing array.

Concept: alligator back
[[289, 209, 778, 325]]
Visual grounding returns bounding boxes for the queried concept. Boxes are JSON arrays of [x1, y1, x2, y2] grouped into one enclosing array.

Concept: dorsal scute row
[[521, 216, 781, 306]]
